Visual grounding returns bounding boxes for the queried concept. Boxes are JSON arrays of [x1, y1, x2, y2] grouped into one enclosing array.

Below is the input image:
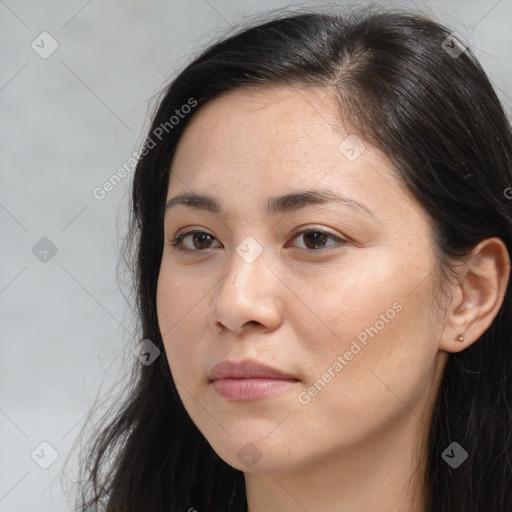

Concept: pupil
[[305, 231, 326, 249], [195, 233, 211, 249]]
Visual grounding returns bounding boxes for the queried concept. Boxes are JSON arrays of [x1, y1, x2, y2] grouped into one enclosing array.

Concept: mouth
[[209, 358, 300, 401], [211, 378, 298, 400]]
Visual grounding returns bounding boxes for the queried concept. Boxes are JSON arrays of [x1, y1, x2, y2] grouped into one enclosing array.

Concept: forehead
[[172, 86, 345, 173], [167, 85, 413, 221]]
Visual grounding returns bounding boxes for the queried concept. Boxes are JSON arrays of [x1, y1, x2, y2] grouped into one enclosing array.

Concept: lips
[[209, 358, 299, 381], [209, 358, 300, 401]]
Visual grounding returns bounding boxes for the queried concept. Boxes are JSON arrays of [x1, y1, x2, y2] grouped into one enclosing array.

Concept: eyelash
[[169, 227, 348, 253]]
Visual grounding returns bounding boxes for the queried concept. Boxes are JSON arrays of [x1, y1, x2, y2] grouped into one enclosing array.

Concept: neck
[[244, 411, 429, 512]]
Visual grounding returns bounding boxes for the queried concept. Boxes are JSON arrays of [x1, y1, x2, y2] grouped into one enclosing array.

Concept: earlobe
[[439, 237, 511, 354]]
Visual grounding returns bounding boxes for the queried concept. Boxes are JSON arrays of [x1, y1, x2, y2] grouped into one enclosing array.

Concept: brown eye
[[301, 231, 329, 249], [170, 230, 221, 251], [170, 228, 347, 253], [292, 229, 347, 250]]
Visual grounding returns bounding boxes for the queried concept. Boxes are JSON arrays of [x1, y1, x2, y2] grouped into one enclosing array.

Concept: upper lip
[[209, 358, 299, 381]]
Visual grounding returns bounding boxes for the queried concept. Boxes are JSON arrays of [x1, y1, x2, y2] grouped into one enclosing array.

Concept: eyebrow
[[165, 189, 376, 219]]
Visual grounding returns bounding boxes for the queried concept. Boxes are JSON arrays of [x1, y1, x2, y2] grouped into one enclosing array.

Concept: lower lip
[[212, 378, 298, 400]]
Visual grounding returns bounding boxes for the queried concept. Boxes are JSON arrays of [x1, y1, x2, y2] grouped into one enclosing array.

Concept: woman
[[75, 7, 512, 512]]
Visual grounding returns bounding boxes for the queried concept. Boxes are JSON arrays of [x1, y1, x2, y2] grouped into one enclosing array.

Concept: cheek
[[297, 270, 440, 439], [156, 269, 210, 387], [283, 257, 409, 366], [292, 251, 435, 387]]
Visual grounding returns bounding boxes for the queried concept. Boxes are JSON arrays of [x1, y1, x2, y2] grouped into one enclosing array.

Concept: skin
[[156, 86, 510, 512]]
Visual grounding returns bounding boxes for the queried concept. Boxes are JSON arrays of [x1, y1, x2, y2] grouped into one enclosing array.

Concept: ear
[[439, 237, 510, 353]]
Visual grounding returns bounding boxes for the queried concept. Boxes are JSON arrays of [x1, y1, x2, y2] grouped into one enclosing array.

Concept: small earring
[[455, 333, 465, 343]]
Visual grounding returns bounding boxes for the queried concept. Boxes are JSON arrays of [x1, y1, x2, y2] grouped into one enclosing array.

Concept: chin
[[205, 432, 303, 474]]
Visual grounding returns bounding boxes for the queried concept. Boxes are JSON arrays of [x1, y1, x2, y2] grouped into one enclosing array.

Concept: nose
[[209, 245, 283, 335]]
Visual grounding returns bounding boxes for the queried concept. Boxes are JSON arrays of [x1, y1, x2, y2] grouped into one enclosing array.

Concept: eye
[[169, 227, 348, 253], [290, 228, 347, 250], [170, 229, 221, 251]]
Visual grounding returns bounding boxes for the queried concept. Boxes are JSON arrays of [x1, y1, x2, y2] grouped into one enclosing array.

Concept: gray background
[[1, 0, 511, 510]]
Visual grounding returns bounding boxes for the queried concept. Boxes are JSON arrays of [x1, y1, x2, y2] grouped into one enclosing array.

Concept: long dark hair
[[73, 6, 512, 511]]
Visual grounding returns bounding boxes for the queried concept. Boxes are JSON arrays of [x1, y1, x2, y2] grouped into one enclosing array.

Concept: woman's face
[[156, 86, 448, 473]]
